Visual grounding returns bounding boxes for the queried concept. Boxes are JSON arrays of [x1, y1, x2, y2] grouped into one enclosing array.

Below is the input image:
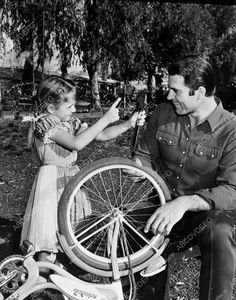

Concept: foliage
[[208, 5, 236, 84], [143, 4, 216, 74], [1, 1, 236, 110], [2, 0, 84, 72]]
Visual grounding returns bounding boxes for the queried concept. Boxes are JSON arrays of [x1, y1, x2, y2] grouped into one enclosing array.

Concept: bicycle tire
[[58, 157, 171, 277]]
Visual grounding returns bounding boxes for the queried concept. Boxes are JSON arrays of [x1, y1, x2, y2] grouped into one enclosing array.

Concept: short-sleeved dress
[[20, 114, 91, 253]]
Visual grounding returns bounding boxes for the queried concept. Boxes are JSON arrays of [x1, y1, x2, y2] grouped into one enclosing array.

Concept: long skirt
[[20, 165, 91, 253]]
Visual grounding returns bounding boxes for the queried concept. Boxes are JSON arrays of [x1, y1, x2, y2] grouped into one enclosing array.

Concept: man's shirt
[[135, 99, 236, 210]]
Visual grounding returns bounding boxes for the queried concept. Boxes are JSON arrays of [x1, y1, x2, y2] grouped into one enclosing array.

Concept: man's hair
[[168, 55, 216, 97]]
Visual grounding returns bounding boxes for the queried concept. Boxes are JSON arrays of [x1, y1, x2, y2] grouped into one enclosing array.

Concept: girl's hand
[[71, 118, 82, 130], [103, 98, 121, 124], [129, 110, 146, 128], [77, 122, 88, 134]]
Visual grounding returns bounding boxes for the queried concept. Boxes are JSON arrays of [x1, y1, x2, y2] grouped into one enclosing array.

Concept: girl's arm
[[95, 120, 132, 141], [49, 99, 121, 150], [95, 111, 146, 141]]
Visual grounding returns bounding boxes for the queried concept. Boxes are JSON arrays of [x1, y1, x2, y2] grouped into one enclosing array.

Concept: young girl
[[20, 75, 145, 266]]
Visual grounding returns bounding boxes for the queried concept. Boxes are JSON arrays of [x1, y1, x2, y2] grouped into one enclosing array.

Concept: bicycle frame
[[0, 251, 124, 300], [0, 222, 125, 300]]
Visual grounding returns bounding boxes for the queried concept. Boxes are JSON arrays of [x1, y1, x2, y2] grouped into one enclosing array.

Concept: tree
[[81, 1, 155, 109], [2, 0, 83, 77], [208, 5, 236, 85], [142, 3, 216, 101]]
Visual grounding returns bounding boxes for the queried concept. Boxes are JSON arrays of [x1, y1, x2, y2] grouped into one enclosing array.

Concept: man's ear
[[197, 86, 206, 99], [46, 104, 55, 114]]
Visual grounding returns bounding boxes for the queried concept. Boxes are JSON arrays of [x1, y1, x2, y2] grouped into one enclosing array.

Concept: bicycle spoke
[[124, 185, 156, 215], [85, 229, 106, 252], [125, 215, 147, 227], [117, 172, 137, 207], [74, 213, 112, 239], [82, 182, 113, 212], [99, 172, 113, 208], [76, 217, 118, 244], [108, 169, 118, 207], [122, 218, 160, 252], [122, 181, 153, 210], [123, 226, 145, 254], [94, 230, 107, 257], [125, 202, 161, 210]]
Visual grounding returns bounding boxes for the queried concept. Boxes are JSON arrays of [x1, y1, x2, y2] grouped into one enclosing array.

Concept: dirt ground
[[0, 114, 229, 300]]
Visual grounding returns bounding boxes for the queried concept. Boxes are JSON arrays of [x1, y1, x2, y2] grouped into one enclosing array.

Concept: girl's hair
[[35, 75, 76, 114]]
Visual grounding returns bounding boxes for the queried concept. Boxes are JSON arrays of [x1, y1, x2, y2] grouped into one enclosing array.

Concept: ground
[[0, 113, 232, 300]]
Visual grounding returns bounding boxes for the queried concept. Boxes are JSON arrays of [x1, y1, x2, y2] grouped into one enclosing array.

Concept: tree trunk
[[147, 70, 156, 103], [87, 63, 102, 111], [61, 63, 68, 78], [0, 7, 3, 53], [101, 58, 109, 80], [122, 82, 127, 112]]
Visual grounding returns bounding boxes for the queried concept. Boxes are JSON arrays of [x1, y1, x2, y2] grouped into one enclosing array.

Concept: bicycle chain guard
[[0, 255, 28, 295]]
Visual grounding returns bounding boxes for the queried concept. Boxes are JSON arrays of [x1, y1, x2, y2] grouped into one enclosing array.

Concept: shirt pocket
[[156, 131, 178, 146], [194, 144, 220, 160], [156, 131, 179, 162]]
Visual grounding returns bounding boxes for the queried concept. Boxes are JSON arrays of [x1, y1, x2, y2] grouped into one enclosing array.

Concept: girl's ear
[[46, 104, 55, 114]]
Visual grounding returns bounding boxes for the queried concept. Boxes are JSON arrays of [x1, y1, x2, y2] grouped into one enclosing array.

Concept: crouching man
[[135, 55, 236, 300]]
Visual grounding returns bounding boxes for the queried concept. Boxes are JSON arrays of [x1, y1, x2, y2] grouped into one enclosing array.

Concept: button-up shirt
[[135, 99, 236, 210]]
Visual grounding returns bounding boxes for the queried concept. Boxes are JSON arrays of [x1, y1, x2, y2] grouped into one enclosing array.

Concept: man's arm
[[145, 127, 236, 236], [194, 130, 236, 211]]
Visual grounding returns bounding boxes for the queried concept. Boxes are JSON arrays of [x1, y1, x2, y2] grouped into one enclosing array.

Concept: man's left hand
[[144, 196, 190, 236]]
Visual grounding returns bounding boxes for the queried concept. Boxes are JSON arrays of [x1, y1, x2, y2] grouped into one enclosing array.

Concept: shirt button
[[180, 164, 183, 167], [173, 188, 176, 191], [177, 176, 180, 179], [211, 154, 215, 158], [182, 151, 186, 154], [187, 124, 190, 128], [200, 151, 203, 155], [186, 137, 189, 141]]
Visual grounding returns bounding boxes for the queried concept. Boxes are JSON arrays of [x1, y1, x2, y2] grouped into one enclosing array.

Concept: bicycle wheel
[[58, 157, 171, 277]]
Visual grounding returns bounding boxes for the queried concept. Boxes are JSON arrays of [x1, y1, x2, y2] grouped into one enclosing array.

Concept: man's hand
[[144, 196, 190, 235]]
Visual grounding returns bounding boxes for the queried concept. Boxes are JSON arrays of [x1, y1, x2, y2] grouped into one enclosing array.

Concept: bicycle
[[0, 157, 171, 300]]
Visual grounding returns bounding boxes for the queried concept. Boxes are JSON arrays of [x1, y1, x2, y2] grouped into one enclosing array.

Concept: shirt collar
[[185, 97, 223, 132], [206, 97, 224, 132]]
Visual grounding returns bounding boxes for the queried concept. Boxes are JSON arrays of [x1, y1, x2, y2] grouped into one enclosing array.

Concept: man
[[134, 55, 236, 300]]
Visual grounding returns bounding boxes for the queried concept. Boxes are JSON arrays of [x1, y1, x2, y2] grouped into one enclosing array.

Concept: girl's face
[[50, 91, 76, 121]]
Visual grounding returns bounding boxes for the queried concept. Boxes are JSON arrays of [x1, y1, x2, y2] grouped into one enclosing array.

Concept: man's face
[[167, 75, 199, 115]]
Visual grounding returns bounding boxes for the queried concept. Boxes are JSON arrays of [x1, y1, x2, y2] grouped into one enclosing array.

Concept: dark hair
[[168, 55, 216, 97], [35, 75, 76, 113]]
